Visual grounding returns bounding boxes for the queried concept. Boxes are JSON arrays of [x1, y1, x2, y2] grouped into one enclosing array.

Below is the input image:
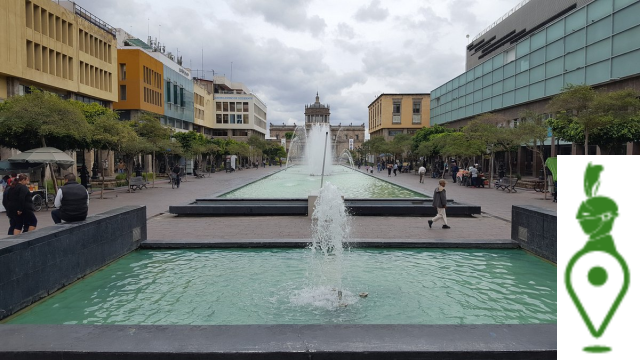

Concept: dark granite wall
[[511, 205, 556, 263], [0, 206, 146, 320]]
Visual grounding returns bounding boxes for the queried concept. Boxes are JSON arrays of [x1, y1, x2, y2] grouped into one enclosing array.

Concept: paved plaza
[[0, 166, 556, 241]]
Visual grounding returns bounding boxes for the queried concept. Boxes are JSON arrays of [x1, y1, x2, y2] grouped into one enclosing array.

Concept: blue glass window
[[516, 38, 530, 58], [564, 68, 585, 86], [587, 16, 611, 45], [530, 48, 545, 67], [547, 20, 565, 42], [565, 7, 586, 33], [586, 60, 610, 85], [492, 67, 503, 82], [516, 71, 529, 88], [586, 38, 611, 64], [515, 87, 528, 104], [531, 30, 546, 50], [587, 0, 612, 22], [565, 29, 586, 53], [613, 1, 640, 33], [612, 25, 640, 56], [546, 40, 564, 60], [545, 57, 564, 77], [503, 91, 514, 107], [504, 76, 515, 92], [529, 81, 545, 99], [530, 65, 545, 83], [545, 75, 563, 96], [612, 49, 640, 78], [565, 48, 585, 70]]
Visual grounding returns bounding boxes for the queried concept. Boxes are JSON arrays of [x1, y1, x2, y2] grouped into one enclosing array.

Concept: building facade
[[113, 48, 164, 119], [269, 94, 366, 158], [0, 0, 118, 170], [368, 94, 430, 141], [210, 76, 268, 141], [193, 81, 214, 133], [430, 0, 640, 173]]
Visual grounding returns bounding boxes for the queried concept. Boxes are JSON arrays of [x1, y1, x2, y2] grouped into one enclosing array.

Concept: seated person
[[51, 173, 89, 224]]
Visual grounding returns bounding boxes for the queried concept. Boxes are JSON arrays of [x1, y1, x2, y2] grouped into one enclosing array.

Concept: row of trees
[[354, 85, 640, 193], [0, 90, 285, 196]]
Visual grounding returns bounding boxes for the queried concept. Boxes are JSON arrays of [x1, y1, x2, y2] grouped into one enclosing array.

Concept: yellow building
[[0, 0, 117, 103], [193, 81, 214, 131], [368, 93, 430, 140], [113, 48, 164, 118]]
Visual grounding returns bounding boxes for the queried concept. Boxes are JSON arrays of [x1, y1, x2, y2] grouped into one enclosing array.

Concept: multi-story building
[[430, 0, 640, 174], [270, 94, 366, 157], [113, 47, 164, 119], [193, 81, 214, 134], [210, 76, 267, 141], [368, 94, 430, 141], [0, 0, 118, 171]]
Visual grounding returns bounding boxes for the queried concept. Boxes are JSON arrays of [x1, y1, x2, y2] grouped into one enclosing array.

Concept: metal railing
[[73, 2, 116, 38], [472, 0, 531, 41]]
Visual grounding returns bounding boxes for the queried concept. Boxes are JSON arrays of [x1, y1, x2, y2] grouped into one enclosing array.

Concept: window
[[230, 102, 235, 112], [120, 85, 126, 101], [216, 114, 222, 123], [223, 114, 229, 124], [212, 130, 227, 136], [392, 99, 401, 114], [166, 81, 171, 102], [389, 130, 403, 136], [216, 102, 222, 111], [223, 102, 229, 112], [173, 84, 178, 104], [412, 100, 421, 114], [504, 47, 516, 64], [120, 63, 126, 80], [356, 135, 359, 140], [180, 87, 184, 107], [237, 114, 243, 124], [243, 102, 249, 112]]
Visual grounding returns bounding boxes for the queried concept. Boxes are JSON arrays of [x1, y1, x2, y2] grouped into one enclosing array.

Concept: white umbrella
[[8, 147, 76, 195], [8, 147, 75, 169]]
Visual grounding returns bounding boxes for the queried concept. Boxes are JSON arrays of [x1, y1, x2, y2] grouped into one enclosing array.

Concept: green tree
[[411, 124, 452, 152], [91, 115, 135, 198], [547, 85, 640, 153], [0, 90, 90, 150], [284, 132, 295, 140], [130, 112, 172, 186], [519, 110, 551, 198], [366, 136, 390, 160], [389, 134, 413, 162], [463, 114, 507, 187]]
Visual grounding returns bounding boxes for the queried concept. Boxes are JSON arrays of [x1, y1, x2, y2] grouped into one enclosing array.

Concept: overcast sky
[[78, 0, 521, 135]]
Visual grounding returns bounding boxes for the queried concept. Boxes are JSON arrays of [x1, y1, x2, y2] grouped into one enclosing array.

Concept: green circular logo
[[588, 266, 607, 286]]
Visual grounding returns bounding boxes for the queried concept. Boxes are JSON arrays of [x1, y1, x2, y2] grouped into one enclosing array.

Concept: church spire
[[315, 92, 320, 104]]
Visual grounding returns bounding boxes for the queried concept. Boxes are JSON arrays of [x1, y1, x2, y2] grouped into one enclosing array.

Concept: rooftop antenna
[[147, 18, 149, 40], [230, 61, 233, 83], [201, 47, 204, 80]]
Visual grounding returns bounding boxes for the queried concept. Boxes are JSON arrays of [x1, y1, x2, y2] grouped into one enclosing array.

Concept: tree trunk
[[152, 150, 155, 188], [584, 128, 589, 155], [488, 152, 494, 189], [100, 149, 110, 200]]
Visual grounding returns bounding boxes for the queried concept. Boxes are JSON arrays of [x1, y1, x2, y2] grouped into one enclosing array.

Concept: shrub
[[142, 172, 155, 181], [115, 173, 127, 180]]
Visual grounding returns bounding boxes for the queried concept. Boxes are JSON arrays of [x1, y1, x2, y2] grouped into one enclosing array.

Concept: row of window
[[80, 61, 112, 92], [194, 93, 205, 107], [216, 114, 248, 124], [255, 116, 267, 130], [26, 40, 74, 81], [25, 1, 73, 47], [143, 66, 161, 89], [215, 101, 249, 112], [78, 29, 112, 64], [143, 87, 161, 107], [166, 81, 186, 107], [195, 108, 205, 120]]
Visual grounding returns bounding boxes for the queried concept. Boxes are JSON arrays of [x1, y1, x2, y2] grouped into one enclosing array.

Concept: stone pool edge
[[141, 238, 518, 248], [0, 323, 557, 360]]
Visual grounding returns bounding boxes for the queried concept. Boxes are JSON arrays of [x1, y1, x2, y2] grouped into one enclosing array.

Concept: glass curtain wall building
[[430, 0, 640, 164]]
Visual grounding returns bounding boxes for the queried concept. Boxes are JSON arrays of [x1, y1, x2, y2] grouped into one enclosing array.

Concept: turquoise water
[[5, 249, 556, 325], [218, 166, 426, 198]]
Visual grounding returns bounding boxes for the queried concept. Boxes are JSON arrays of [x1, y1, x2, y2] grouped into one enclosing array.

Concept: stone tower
[[304, 92, 330, 125]]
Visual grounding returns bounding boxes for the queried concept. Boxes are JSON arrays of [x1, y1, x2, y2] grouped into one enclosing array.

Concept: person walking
[[428, 179, 450, 229], [51, 173, 89, 224], [387, 163, 392, 177], [2, 177, 18, 235], [451, 162, 459, 183], [393, 163, 398, 176], [418, 165, 426, 184], [5, 174, 37, 234], [171, 163, 182, 188]]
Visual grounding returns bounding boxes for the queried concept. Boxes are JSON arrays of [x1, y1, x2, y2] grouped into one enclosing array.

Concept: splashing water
[[306, 124, 333, 176], [291, 182, 357, 309]]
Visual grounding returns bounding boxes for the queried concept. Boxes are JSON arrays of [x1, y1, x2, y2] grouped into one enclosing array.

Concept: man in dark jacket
[[428, 179, 450, 229], [51, 173, 89, 224]]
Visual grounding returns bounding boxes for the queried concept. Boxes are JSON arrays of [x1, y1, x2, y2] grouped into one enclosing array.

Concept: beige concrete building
[[193, 81, 214, 131], [368, 93, 430, 140], [269, 94, 366, 158], [0, 0, 118, 174]]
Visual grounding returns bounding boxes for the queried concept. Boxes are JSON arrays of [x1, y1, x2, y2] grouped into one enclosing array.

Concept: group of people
[[1, 172, 90, 235]]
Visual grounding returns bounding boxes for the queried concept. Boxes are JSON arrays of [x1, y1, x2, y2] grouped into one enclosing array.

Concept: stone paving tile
[[146, 213, 510, 241], [1, 164, 549, 241]]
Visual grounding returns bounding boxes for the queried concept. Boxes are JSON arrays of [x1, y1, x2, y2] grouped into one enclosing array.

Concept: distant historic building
[[269, 93, 365, 157]]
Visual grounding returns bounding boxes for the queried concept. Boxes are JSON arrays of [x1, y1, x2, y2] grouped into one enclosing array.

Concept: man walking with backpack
[[428, 179, 450, 229]]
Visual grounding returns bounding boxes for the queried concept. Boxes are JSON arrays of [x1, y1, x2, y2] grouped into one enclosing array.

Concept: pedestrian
[[428, 179, 450, 229], [387, 163, 392, 177], [470, 164, 479, 187], [418, 165, 426, 184], [5, 174, 37, 234], [377, 162, 381, 172], [117, 160, 125, 174], [51, 173, 89, 224], [2, 178, 17, 235], [7, 172, 17, 186], [393, 163, 398, 176], [451, 162, 459, 183]]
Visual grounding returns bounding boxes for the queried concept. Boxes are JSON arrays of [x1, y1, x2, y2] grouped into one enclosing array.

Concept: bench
[[495, 178, 519, 193], [128, 176, 149, 191]]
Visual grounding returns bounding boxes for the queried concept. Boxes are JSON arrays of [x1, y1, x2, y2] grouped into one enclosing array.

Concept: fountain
[[337, 149, 356, 170]]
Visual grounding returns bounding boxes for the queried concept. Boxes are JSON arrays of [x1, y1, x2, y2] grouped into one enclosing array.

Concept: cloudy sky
[[79, 0, 521, 136]]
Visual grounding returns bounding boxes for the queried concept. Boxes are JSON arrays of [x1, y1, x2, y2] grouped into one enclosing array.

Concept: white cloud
[[354, 0, 389, 22], [75, 0, 523, 132]]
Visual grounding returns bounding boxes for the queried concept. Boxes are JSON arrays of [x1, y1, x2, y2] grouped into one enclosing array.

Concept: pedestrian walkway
[[0, 164, 552, 241]]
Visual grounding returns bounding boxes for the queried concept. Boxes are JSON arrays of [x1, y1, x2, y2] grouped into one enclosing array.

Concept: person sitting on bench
[[51, 173, 89, 224]]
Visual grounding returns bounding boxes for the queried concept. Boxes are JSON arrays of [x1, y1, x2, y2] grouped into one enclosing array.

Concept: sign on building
[[349, 138, 354, 150], [281, 138, 286, 149]]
